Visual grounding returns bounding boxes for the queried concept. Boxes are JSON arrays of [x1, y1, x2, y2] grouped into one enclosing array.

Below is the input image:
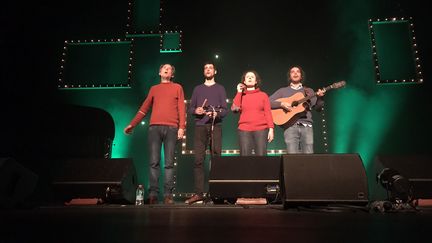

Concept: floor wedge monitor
[[209, 156, 282, 202], [282, 153, 368, 206]]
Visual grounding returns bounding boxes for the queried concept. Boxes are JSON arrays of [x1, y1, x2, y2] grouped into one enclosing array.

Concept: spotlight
[[377, 168, 413, 203]]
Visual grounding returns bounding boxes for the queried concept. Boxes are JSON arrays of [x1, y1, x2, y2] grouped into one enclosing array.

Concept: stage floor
[[2, 201, 432, 243]]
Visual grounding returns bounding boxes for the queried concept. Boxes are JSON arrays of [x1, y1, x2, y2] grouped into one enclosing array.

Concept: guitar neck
[[298, 85, 333, 103], [294, 81, 346, 104], [297, 93, 316, 104]]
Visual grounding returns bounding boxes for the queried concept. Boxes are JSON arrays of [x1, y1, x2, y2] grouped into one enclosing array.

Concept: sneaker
[[164, 195, 174, 204], [148, 196, 158, 205], [185, 194, 204, 204]]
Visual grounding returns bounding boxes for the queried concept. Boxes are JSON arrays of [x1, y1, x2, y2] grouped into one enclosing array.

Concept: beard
[[205, 74, 215, 80]]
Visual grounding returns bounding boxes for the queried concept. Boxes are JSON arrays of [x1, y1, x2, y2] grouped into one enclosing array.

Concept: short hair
[[287, 65, 306, 83], [241, 70, 262, 88], [203, 61, 216, 70], [159, 63, 175, 79]]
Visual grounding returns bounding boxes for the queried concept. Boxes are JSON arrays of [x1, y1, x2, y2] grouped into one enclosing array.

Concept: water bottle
[[135, 184, 144, 205]]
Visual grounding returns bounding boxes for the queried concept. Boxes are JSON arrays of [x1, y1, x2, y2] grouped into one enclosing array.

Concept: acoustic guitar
[[271, 81, 346, 126]]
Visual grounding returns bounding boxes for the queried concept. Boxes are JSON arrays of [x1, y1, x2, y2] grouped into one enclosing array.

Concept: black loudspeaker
[[0, 157, 39, 208], [282, 154, 368, 206], [375, 155, 432, 199], [208, 156, 282, 200], [52, 158, 137, 204]]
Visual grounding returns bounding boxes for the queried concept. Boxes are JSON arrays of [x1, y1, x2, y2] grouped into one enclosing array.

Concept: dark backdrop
[[1, 0, 430, 200]]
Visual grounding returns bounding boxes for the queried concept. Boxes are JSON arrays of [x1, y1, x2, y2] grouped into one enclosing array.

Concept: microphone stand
[[204, 105, 217, 204]]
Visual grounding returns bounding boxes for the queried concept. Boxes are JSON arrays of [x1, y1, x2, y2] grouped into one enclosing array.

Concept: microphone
[[201, 99, 207, 108]]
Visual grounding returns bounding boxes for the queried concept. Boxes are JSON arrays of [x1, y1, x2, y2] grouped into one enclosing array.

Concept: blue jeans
[[238, 129, 268, 156], [148, 125, 178, 197], [283, 124, 314, 154]]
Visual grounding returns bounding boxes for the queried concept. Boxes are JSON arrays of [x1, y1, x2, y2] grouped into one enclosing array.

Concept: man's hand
[[317, 89, 326, 97], [177, 128, 184, 140], [280, 102, 292, 111], [195, 107, 205, 115], [124, 125, 133, 135], [206, 111, 217, 118]]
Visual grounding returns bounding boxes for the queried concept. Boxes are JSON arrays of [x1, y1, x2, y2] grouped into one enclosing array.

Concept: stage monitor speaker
[[209, 156, 282, 200], [0, 157, 39, 208], [52, 158, 137, 204], [282, 154, 368, 206], [375, 155, 432, 199]]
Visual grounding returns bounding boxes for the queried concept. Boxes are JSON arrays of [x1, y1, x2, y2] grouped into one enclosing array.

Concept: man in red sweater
[[124, 64, 186, 204]]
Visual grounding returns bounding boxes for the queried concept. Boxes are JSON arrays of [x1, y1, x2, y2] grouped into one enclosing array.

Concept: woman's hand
[[237, 83, 245, 93], [267, 128, 274, 143]]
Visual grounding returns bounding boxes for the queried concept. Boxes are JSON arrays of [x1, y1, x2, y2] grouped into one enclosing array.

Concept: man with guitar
[[185, 62, 228, 205], [269, 65, 325, 154]]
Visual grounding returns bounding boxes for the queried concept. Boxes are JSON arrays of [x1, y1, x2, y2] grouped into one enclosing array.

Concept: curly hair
[[241, 70, 262, 88], [287, 65, 306, 83]]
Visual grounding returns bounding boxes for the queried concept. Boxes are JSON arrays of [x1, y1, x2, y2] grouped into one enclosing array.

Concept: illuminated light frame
[[125, 30, 183, 53], [126, 0, 163, 35], [58, 38, 134, 90], [368, 17, 423, 85], [159, 31, 183, 53], [320, 105, 329, 153], [125, 0, 182, 53]]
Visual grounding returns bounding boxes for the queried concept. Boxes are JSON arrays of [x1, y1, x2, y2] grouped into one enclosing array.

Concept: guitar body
[[270, 80, 346, 127], [271, 92, 307, 126]]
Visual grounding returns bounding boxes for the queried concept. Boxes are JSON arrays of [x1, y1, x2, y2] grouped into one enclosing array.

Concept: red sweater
[[232, 88, 274, 131], [130, 82, 186, 129]]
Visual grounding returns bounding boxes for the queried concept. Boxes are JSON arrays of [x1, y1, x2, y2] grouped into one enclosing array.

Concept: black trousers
[[193, 124, 222, 195]]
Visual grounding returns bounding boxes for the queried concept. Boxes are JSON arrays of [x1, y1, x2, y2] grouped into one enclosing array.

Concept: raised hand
[[237, 83, 245, 92]]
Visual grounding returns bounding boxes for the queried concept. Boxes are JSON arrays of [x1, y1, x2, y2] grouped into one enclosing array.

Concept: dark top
[[188, 83, 228, 125]]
